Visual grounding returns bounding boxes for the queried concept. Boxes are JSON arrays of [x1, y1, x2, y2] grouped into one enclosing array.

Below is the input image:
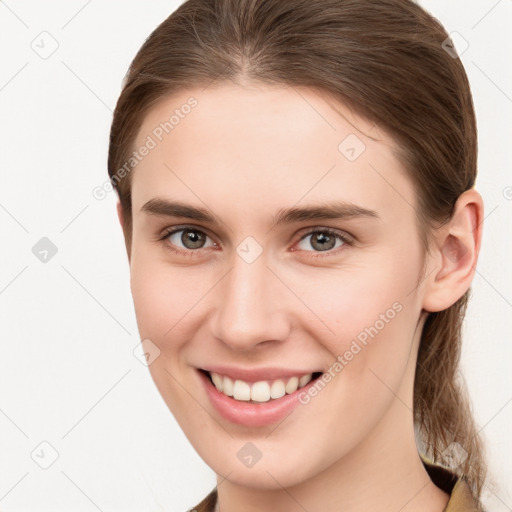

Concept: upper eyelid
[[161, 224, 216, 241]]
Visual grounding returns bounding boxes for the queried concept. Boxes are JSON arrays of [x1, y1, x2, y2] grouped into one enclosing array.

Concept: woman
[[108, 0, 488, 510]]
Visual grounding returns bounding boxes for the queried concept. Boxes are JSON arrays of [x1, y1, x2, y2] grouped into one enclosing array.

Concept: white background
[[0, 1, 510, 510]]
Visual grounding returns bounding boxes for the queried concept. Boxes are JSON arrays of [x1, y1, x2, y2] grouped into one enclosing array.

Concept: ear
[[422, 188, 484, 313], [116, 200, 124, 229], [116, 201, 131, 263]]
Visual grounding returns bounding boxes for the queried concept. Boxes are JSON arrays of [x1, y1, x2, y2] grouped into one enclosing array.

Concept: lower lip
[[198, 369, 321, 427]]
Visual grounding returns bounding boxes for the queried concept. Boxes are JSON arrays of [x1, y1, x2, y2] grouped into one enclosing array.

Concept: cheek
[[129, 259, 205, 415], [129, 254, 193, 345], [295, 252, 421, 405], [292, 253, 417, 351], [129, 255, 222, 380], [315, 305, 416, 455]]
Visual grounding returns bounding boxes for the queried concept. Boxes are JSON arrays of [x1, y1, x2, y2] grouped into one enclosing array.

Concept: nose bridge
[[212, 250, 289, 350]]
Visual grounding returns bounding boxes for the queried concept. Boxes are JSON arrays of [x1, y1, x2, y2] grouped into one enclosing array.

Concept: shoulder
[[422, 458, 481, 512]]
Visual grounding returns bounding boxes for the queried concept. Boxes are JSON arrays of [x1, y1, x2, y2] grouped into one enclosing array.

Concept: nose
[[210, 251, 291, 352]]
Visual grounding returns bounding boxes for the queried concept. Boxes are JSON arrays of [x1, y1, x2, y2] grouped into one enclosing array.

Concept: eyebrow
[[141, 198, 380, 227]]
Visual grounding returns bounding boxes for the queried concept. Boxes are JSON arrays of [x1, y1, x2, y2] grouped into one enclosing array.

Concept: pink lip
[[197, 369, 322, 427], [200, 365, 321, 383]]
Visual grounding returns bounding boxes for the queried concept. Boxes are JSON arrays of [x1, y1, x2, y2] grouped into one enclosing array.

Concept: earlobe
[[422, 189, 484, 313]]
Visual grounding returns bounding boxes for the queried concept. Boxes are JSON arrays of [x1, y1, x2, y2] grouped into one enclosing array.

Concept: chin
[[193, 437, 326, 491]]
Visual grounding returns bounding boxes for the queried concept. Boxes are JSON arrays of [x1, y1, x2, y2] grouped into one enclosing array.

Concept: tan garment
[[188, 459, 480, 512]]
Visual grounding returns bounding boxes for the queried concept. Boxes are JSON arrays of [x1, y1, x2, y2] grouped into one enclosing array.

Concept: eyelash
[[157, 225, 354, 259]]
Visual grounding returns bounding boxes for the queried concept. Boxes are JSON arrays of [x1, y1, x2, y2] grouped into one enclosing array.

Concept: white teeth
[[251, 381, 270, 402], [209, 372, 316, 403], [270, 380, 286, 399], [299, 374, 312, 387], [223, 376, 234, 396], [285, 376, 299, 394], [233, 380, 251, 401], [211, 372, 223, 392]]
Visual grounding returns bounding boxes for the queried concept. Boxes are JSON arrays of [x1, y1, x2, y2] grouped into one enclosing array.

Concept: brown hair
[[108, 0, 487, 504]]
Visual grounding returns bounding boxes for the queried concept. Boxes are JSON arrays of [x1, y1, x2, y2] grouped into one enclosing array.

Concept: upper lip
[[199, 365, 322, 383]]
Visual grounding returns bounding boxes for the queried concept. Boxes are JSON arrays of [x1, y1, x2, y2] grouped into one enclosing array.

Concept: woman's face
[[127, 83, 431, 489]]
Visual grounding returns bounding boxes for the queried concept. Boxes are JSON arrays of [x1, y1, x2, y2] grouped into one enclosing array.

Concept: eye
[[295, 228, 353, 255], [160, 226, 216, 255], [158, 225, 353, 258]]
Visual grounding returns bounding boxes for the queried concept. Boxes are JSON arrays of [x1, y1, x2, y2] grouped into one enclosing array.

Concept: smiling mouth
[[200, 369, 324, 404]]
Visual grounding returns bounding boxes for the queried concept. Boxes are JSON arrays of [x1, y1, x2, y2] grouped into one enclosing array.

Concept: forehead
[[130, 83, 417, 222]]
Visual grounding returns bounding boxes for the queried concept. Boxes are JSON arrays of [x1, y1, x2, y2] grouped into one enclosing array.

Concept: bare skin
[[118, 82, 483, 512]]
